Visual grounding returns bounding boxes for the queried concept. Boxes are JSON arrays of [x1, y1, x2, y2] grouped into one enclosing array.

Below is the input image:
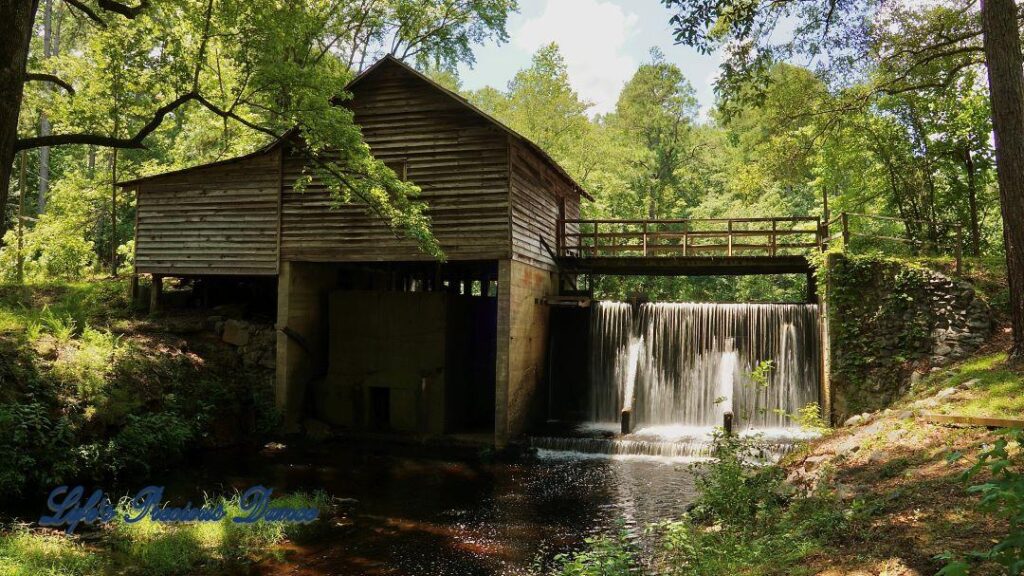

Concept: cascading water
[[533, 301, 821, 461]]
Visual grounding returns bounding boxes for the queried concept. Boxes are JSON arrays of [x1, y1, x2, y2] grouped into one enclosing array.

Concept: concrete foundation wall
[[318, 291, 449, 434], [275, 261, 337, 432], [495, 259, 556, 445]]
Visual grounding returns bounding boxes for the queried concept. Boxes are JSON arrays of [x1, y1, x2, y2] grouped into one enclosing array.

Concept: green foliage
[[941, 428, 1024, 576], [750, 360, 774, 389], [550, 526, 639, 576], [0, 280, 278, 498], [687, 432, 785, 529]]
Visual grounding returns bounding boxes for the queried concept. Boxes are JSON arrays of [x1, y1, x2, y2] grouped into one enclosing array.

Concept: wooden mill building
[[120, 56, 588, 445]]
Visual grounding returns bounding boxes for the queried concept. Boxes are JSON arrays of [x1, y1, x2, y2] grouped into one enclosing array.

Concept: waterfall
[[588, 301, 821, 432]]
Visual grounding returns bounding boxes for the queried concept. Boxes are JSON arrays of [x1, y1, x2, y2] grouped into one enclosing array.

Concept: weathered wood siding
[[509, 138, 580, 269], [134, 151, 280, 276], [280, 61, 511, 262]]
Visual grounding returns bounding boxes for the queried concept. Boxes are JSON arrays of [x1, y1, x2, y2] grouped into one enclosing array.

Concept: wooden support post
[[841, 212, 850, 247], [149, 274, 163, 312], [556, 218, 563, 256], [724, 411, 733, 436], [642, 222, 648, 256], [130, 274, 139, 304], [727, 220, 733, 256], [592, 222, 599, 257], [621, 408, 631, 435], [770, 219, 777, 256], [682, 222, 688, 256]]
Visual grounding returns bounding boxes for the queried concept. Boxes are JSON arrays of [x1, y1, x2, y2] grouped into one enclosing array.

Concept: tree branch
[[25, 72, 75, 94], [15, 92, 198, 151], [96, 0, 147, 18], [61, 0, 106, 26]]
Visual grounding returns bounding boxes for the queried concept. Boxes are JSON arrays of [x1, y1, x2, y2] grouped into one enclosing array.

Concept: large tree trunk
[[38, 0, 53, 214], [0, 0, 40, 232], [981, 0, 1024, 358]]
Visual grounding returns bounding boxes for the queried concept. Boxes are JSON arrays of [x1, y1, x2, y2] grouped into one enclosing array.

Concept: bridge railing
[[825, 211, 963, 273], [557, 217, 823, 258]]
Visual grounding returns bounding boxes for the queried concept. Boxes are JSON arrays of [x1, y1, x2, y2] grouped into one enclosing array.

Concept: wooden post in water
[[621, 408, 631, 435], [723, 411, 734, 436]]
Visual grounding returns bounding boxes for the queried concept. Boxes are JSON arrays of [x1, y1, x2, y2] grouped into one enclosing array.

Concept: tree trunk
[[110, 147, 117, 276], [38, 0, 53, 214], [963, 146, 982, 256], [0, 0, 40, 232], [981, 0, 1024, 358]]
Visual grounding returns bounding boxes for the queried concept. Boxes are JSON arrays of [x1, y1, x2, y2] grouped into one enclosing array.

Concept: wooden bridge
[[555, 216, 825, 277]]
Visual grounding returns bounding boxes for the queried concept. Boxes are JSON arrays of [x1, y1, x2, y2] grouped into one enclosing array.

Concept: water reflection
[[164, 441, 697, 575]]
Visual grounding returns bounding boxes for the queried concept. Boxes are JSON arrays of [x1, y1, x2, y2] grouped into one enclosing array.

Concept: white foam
[[533, 448, 709, 465]]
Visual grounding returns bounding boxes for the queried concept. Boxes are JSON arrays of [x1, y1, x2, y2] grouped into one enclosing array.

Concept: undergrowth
[[0, 279, 279, 499]]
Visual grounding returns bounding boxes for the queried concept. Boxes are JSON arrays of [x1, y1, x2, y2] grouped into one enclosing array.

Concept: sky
[[456, 0, 725, 117]]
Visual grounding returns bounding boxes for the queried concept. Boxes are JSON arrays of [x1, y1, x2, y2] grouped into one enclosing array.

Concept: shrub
[[551, 526, 639, 576], [687, 431, 785, 531], [109, 413, 195, 477], [940, 428, 1024, 576]]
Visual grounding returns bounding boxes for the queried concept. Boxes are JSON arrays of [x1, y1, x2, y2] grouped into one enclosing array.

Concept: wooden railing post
[[727, 220, 733, 256], [643, 221, 648, 256], [592, 221, 599, 257], [682, 220, 688, 256], [770, 219, 777, 256]]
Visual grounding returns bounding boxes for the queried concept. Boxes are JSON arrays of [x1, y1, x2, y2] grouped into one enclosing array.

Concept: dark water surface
[[162, 440, 697, 576]]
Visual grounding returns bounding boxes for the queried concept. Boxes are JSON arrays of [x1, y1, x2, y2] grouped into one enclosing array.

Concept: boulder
[[222, 319, 250, 346]]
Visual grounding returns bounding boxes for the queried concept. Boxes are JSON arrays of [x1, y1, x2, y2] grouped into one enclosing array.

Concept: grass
[[0, 490, 332, 576], [0, 528, 101, 576], [917, 351, 1024, 419]]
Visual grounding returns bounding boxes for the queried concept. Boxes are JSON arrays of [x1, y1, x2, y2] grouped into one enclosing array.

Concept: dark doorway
[[369, 387, 390, 431]]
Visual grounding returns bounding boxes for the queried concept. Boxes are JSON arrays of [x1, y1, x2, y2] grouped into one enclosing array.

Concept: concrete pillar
[[275, 261, 336, 433], [494, 259, 556, 446]]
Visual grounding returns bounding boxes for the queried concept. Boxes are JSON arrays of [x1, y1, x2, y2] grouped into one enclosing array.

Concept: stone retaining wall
[[826, 254, 993, 422]]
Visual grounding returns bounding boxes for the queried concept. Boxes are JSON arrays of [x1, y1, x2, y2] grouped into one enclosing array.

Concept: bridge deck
[[556, 255, 812, 276]]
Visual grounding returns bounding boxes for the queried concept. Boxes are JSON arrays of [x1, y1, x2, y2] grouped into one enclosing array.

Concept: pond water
[[164, 439, 698, 576]]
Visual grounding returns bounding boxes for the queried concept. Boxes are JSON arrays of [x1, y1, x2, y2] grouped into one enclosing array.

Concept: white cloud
[[513, 0, 640, 115]]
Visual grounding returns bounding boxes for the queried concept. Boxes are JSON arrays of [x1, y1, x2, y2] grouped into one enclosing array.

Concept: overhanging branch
[[25, 73, 75, 94], [15, 92, 198, 151], [62, 0, 148, 27], [62, 0, 106, 26], [97, 0, 147, 18]]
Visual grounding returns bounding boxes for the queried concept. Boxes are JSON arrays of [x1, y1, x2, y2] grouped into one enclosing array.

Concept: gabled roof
[[120, 55, 592, 201], [348, 55, 592, 200]]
